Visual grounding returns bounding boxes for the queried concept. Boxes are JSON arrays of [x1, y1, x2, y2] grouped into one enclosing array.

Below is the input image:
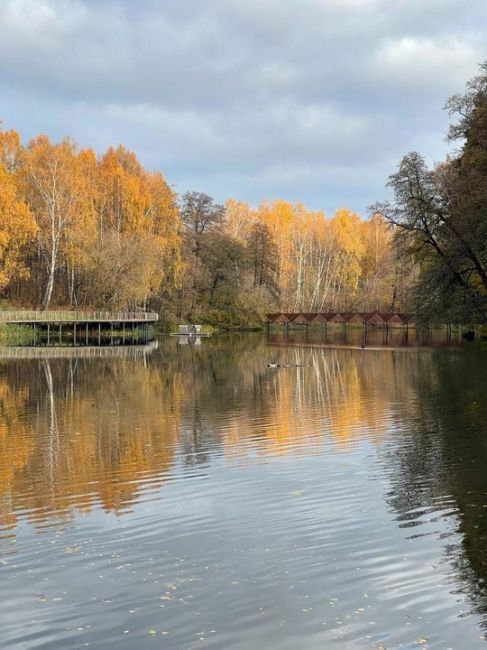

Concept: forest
[[0, 63, 485, 328]]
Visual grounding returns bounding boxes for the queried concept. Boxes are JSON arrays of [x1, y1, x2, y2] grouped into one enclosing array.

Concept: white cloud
[[375, 36, 481, 88], [0, 0, 485, 214]]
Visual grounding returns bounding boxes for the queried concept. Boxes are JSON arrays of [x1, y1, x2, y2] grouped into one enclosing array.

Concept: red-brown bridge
[[266, 312, 415, 328]]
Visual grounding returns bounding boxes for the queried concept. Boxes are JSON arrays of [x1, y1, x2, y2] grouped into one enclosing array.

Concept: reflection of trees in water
[[242, 344, 426, 452], [0, 338, 429, 534], [1, 332, 487, 625], [383, 349, 487, 627], [0, 354, 182, 534]]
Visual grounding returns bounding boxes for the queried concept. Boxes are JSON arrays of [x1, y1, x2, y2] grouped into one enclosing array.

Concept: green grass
[[0, 323, 154, 346], [0, 324, 36, 345]]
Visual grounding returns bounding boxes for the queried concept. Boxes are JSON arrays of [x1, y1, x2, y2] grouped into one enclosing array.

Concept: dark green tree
[[373, 62, 487, 324]]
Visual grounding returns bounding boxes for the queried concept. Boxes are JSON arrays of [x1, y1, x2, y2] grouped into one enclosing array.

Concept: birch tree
[[21, 136, 87, 308]]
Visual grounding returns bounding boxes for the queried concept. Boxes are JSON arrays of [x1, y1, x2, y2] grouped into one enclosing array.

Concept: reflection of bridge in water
[[265, 312, 466, 346], [0, 341, 159, 360], [265, 311, 470, 345], [266, 312, 417, 344]]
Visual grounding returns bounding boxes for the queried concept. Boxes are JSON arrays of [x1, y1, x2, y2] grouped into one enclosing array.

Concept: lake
[[1, 331, 487, 649]]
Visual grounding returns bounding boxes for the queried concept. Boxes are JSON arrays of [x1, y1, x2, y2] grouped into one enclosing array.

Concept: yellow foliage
[[0, 164, 37, 290], [225, 198, 254, 240], [0, 125, 398, 313], [0, 128, 22, 171]]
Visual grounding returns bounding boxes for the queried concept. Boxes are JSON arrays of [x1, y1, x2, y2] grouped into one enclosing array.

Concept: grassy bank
[[0, 324, 36, 345]]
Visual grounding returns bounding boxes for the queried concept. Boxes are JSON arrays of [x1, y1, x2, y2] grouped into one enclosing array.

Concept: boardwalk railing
[[0, 311, 159, 323]]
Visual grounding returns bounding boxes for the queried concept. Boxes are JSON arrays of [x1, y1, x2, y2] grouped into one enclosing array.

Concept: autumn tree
[[0, 164, 37, 292], [225, 198, 253, 241], [180, 191, 225, 318], [201, 231, 247, 316], [247, 221, 279, 296], [359, 214, 396, 311], [20, 136, 89, 308], [0, 128, 22, 172], [74, 146, 181, 310]]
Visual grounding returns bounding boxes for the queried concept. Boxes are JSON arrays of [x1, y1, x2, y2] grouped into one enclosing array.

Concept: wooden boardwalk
[[0, 310, 159, 345], [0, 310, 159, 324]]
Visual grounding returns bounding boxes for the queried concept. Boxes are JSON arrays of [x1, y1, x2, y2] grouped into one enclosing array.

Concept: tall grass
[[0, 324, 36, 345]]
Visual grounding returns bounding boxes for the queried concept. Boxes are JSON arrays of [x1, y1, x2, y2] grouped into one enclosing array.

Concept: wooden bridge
[[266, 312, 415, 328], [0, 310, 159, 324], [0, 310, 159, 345]]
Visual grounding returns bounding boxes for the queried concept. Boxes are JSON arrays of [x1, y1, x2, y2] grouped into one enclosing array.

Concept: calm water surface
[[1, 331, 487, 649]]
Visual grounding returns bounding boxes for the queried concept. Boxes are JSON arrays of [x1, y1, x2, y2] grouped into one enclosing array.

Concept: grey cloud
[[0, 0, 486, 214]]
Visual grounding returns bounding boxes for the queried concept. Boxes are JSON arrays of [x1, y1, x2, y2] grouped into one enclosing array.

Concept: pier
[[0, 310, 159, 345]]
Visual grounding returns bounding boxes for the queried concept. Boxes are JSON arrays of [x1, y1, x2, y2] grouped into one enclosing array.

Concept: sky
[[0, 0, 486, 215]]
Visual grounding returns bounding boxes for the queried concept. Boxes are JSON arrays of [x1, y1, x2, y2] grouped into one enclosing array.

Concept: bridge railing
[[265, 312, 415, 325], [0, 311, 159, 323]]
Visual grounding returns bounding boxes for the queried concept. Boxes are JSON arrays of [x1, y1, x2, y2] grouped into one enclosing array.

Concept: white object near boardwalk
[[171, 325, 211, 337]]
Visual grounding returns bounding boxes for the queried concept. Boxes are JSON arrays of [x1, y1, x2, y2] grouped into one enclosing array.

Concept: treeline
[[182, 199, 411, 327], [0, 130, 408, 328], [1, 63, 485, 327], [0, 133, 181, 312]]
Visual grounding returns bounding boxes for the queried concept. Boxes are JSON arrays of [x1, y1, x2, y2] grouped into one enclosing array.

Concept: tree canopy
[[373, 61, 487, 324]]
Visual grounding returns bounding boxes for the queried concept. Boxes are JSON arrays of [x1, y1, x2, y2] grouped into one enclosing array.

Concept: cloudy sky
[[0, 0, 485, 214]]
